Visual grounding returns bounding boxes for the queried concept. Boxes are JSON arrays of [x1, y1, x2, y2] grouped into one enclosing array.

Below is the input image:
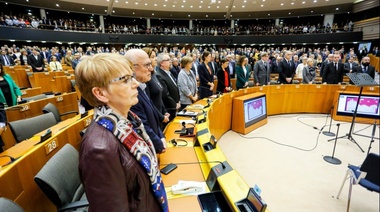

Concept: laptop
[[235, 188, 267, 212]]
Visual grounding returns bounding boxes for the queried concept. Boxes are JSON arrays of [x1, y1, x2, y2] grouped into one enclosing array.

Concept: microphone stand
[[323, 106, 336, 137], [366, 122, 377, 155], [323, 123, 342, 165]]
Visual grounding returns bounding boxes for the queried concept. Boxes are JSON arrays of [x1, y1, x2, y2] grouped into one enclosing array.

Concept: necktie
[[363, 67, 367, 73], [168, 72, 177, 86], [287, 60, 290, 67]]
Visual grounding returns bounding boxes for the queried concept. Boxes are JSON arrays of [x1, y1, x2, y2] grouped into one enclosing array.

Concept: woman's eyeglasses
[[109, 74, 135, 84]]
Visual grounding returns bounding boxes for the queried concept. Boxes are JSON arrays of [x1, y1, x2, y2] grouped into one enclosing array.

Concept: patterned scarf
[[94, 105, 168, 212]]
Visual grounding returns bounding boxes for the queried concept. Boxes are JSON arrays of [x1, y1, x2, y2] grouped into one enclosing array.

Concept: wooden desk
[[0, 112, 93, 212], [20, 87, 42, 98], [28, 72, 65, 93], [2, 92, 79, 150], [3, 65, 31, 89]]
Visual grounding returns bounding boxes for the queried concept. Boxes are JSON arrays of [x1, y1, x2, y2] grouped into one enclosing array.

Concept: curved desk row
[[0, 111, 93, 212], [162, 84, 379, 211]]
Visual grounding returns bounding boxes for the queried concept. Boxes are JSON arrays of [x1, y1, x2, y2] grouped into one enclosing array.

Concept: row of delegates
[[253, 52, 271, 86], [125, 49, 167, 154], [75, 53, 168, 212], [177, 56, 198, 110], [0, 64, 23, 152], [235, 55, 250, 90], [143, 47, 170, 129]]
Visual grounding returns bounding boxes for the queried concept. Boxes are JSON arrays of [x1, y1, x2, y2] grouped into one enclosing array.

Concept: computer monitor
[[243, 95, 267, 128], [336, 93, 380, 119]]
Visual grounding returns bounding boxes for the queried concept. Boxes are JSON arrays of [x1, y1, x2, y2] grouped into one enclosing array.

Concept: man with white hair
[[125, 49, 167, 154]]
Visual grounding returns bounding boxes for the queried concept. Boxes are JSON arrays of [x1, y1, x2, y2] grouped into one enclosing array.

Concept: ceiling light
[[190, 5, 193, 8], [152, 13, 154, 15], [82, 7, 84, 10], [281, 3, 284, 5], [336, 7, 339, 10], [10, 39, 15, 42], [105, 10, 107, 12], [208, 6, 210, 8], [26, 40, 31, 42], [242, 5, 245, 7], [133, 12, 135, 14], [115, 0, 118, 2], [313, 0, 317, 2], [200, 0, 203, 3], [112, 10, 115, 13], [173, 5, 175, 7], [154, 3, 157, 6], [268, 13, 270, 16], [135, 2, 138, 4], [188, 14, 191, 17], [291, 2, 294, 4], [218, 1, 221, 3], [206, 15, 208, 17], [261, 4, 263, 7], [233, 5, 236, 8], [26, 0, 29, 2], [125, 1, 128, 3], [199, 5, 202, 8], [226, 5, 228, 8], [56, 4, 59, 7], [163, 4, 166, 7], [145, 3, 147, 5], [216, 5, 219, 8], [311, 10, 313, 13], [302, 1, 305, 3], [289, 12, 291, 14]]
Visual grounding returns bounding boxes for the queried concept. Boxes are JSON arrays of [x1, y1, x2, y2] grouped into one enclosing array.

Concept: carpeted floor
[[218, 114, 379, 212]]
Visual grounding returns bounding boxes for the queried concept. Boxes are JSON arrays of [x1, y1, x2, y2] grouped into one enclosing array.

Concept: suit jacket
[[27, 54, 45, 72], [344, 62, 359, 72], [0, 54, 14, 66], [302, 66, 316, 84], [236, 65, 250, 89], [216, 67, 231, 93], [352, 65, 376, 79], [227, 61, 236, 78], [271, 60, 281, 73], [198, 63, 214, 99], [278, 59, 296, 84], [19, 54, 28, 65], [155, 68, 180, 119], [130, 87, 165, 153], [254, 60, 271, 85], [208, 61, 218, 75], [322, 62, 346, 84], [146, 73, 166, 122], [373, 49, 380, 57], [191, 61, 200, 78], [169, 65, 180, 80]]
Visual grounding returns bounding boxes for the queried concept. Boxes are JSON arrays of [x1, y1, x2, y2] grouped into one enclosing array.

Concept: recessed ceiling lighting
[[154, 3, 157, 6], [105, 10, 107, 12], [226, 5, 228, 8], [125, 1, 128, 3], [313, 0, 317, 2], [181, 5, 184, 7], [10, 39, 15, 42], [133, 12, 135, 14], [190, 5, 193, 8], [233, 5, 236, 8], [152, 13, 154, 15], [242, 5, 245, 8], [26, 40, 31, 42], [56, 4, 59, 7], [68, 11, 70, 13], [200, 0, 203, 3], [135, 2, 138, 5], [281, 3, 284, 5], [208, 6, 210, 8], [163, 4, 166, 7], [218, 1, 221, 3], [115, 0, 118, 2], [244, 0, 246, 2], [206, 15, 208, 17], [268, 13, 270, 16], [199, 5, 202, 8], [188, 14, 191, 17], [145, 3, 147, 5], [112, 10, 115, 13], [302, 1, 305, 4], [173, 5, 175, 7], [291, 2, 294, 5], [311, 10, 313, 13], [26, 0, 29, 2], [216, 6, 219, 8], [82, 8, 84, 10], [289, 12, 291, 14], [261, 4, 263, 7], [336, 7, 339, 10]]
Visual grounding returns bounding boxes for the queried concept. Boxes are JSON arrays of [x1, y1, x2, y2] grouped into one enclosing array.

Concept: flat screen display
[[336, 93, 380, 119], [243, 95, 267, 128]]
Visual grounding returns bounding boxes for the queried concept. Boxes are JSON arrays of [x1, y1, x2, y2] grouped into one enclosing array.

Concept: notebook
[[235, 188, 267, 212]]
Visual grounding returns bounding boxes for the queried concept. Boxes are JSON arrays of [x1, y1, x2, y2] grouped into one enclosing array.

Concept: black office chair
[[22, 94, 47, 102], [336, 153, 380, 211], [0, 197, 24, 212], [8, 113, 57, 143], [42, 103, 78, 122], [34, 144, 88, 212]]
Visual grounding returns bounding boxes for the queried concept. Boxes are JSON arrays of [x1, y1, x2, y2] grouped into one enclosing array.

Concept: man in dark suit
[[190, 53, 199, 81], [372, 46, 380, 57], [169, 57, 180, 80], [0, 50, 14, 66], [156, 53, 180, 122], [344, 56, 359, 73], [278, 51, 296, 84], [125, 49, 167, 154], [27, 47, 45, 72], [352, 56, 376, 79], [271, 56, 282, 73], [322, 54, 347, 84], [320, 54, 334, 78], [227, 54, 236, 78], [254, 52, 271, 86]]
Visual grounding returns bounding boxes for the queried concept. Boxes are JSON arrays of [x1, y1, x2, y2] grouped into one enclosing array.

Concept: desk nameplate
[[44, 138, 59, 155]]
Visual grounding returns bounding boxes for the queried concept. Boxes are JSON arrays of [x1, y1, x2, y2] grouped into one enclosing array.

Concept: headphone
[[170, 138, 188, 147]]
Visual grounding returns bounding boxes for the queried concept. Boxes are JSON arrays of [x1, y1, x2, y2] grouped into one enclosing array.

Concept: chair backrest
[[34, 144, 84, 208], [361, 153, 380, 186], [42, 103, 61, 122], [0, 197, 24, 212], [22, 94, 47, 102], [8, 112, 57, 143]]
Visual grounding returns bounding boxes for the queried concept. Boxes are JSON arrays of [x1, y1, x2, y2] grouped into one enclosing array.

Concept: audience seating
[[22, 94, 47, 102], [8, 112, 57, 143], [0, 197, 24, 212], [337, 153, 380, 211], [34, 144, 89, 212], [42, 102, 78, 122]]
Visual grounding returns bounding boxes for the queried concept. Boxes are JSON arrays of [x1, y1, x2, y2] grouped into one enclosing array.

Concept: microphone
[[162, 160, 226, 169], [0, 155, 19, 166]]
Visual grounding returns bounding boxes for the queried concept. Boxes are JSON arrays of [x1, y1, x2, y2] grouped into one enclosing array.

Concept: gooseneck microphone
[[162, 161, 226, 169]]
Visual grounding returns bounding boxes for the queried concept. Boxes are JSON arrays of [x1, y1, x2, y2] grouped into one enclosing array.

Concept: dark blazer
[[130, 87, 165, 153], [216, 67, 231, 93], [19, 54, 28, 65], [169, 65, 180, 80], [191, 61, 200, 78], [227, 61, 236, 78], [254, 60, 271, 86], [27, 54, 45, 72], [352, 65, 376, 79], [271, 60, 281, 73], [155, 68, 180, 121], [146, 73, 166, 123], [0, 54, 14, 66], [198, 63, 214, 99], [344, 62, 359, 72], [236, 65, 250, 89], [319, 60, 332, 78], [208, 61, 218, 75], [373, 49, 380, 57], [278, 59, 296, 84], [40, 51, 50, 61], [322, 62, 346, 84]]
